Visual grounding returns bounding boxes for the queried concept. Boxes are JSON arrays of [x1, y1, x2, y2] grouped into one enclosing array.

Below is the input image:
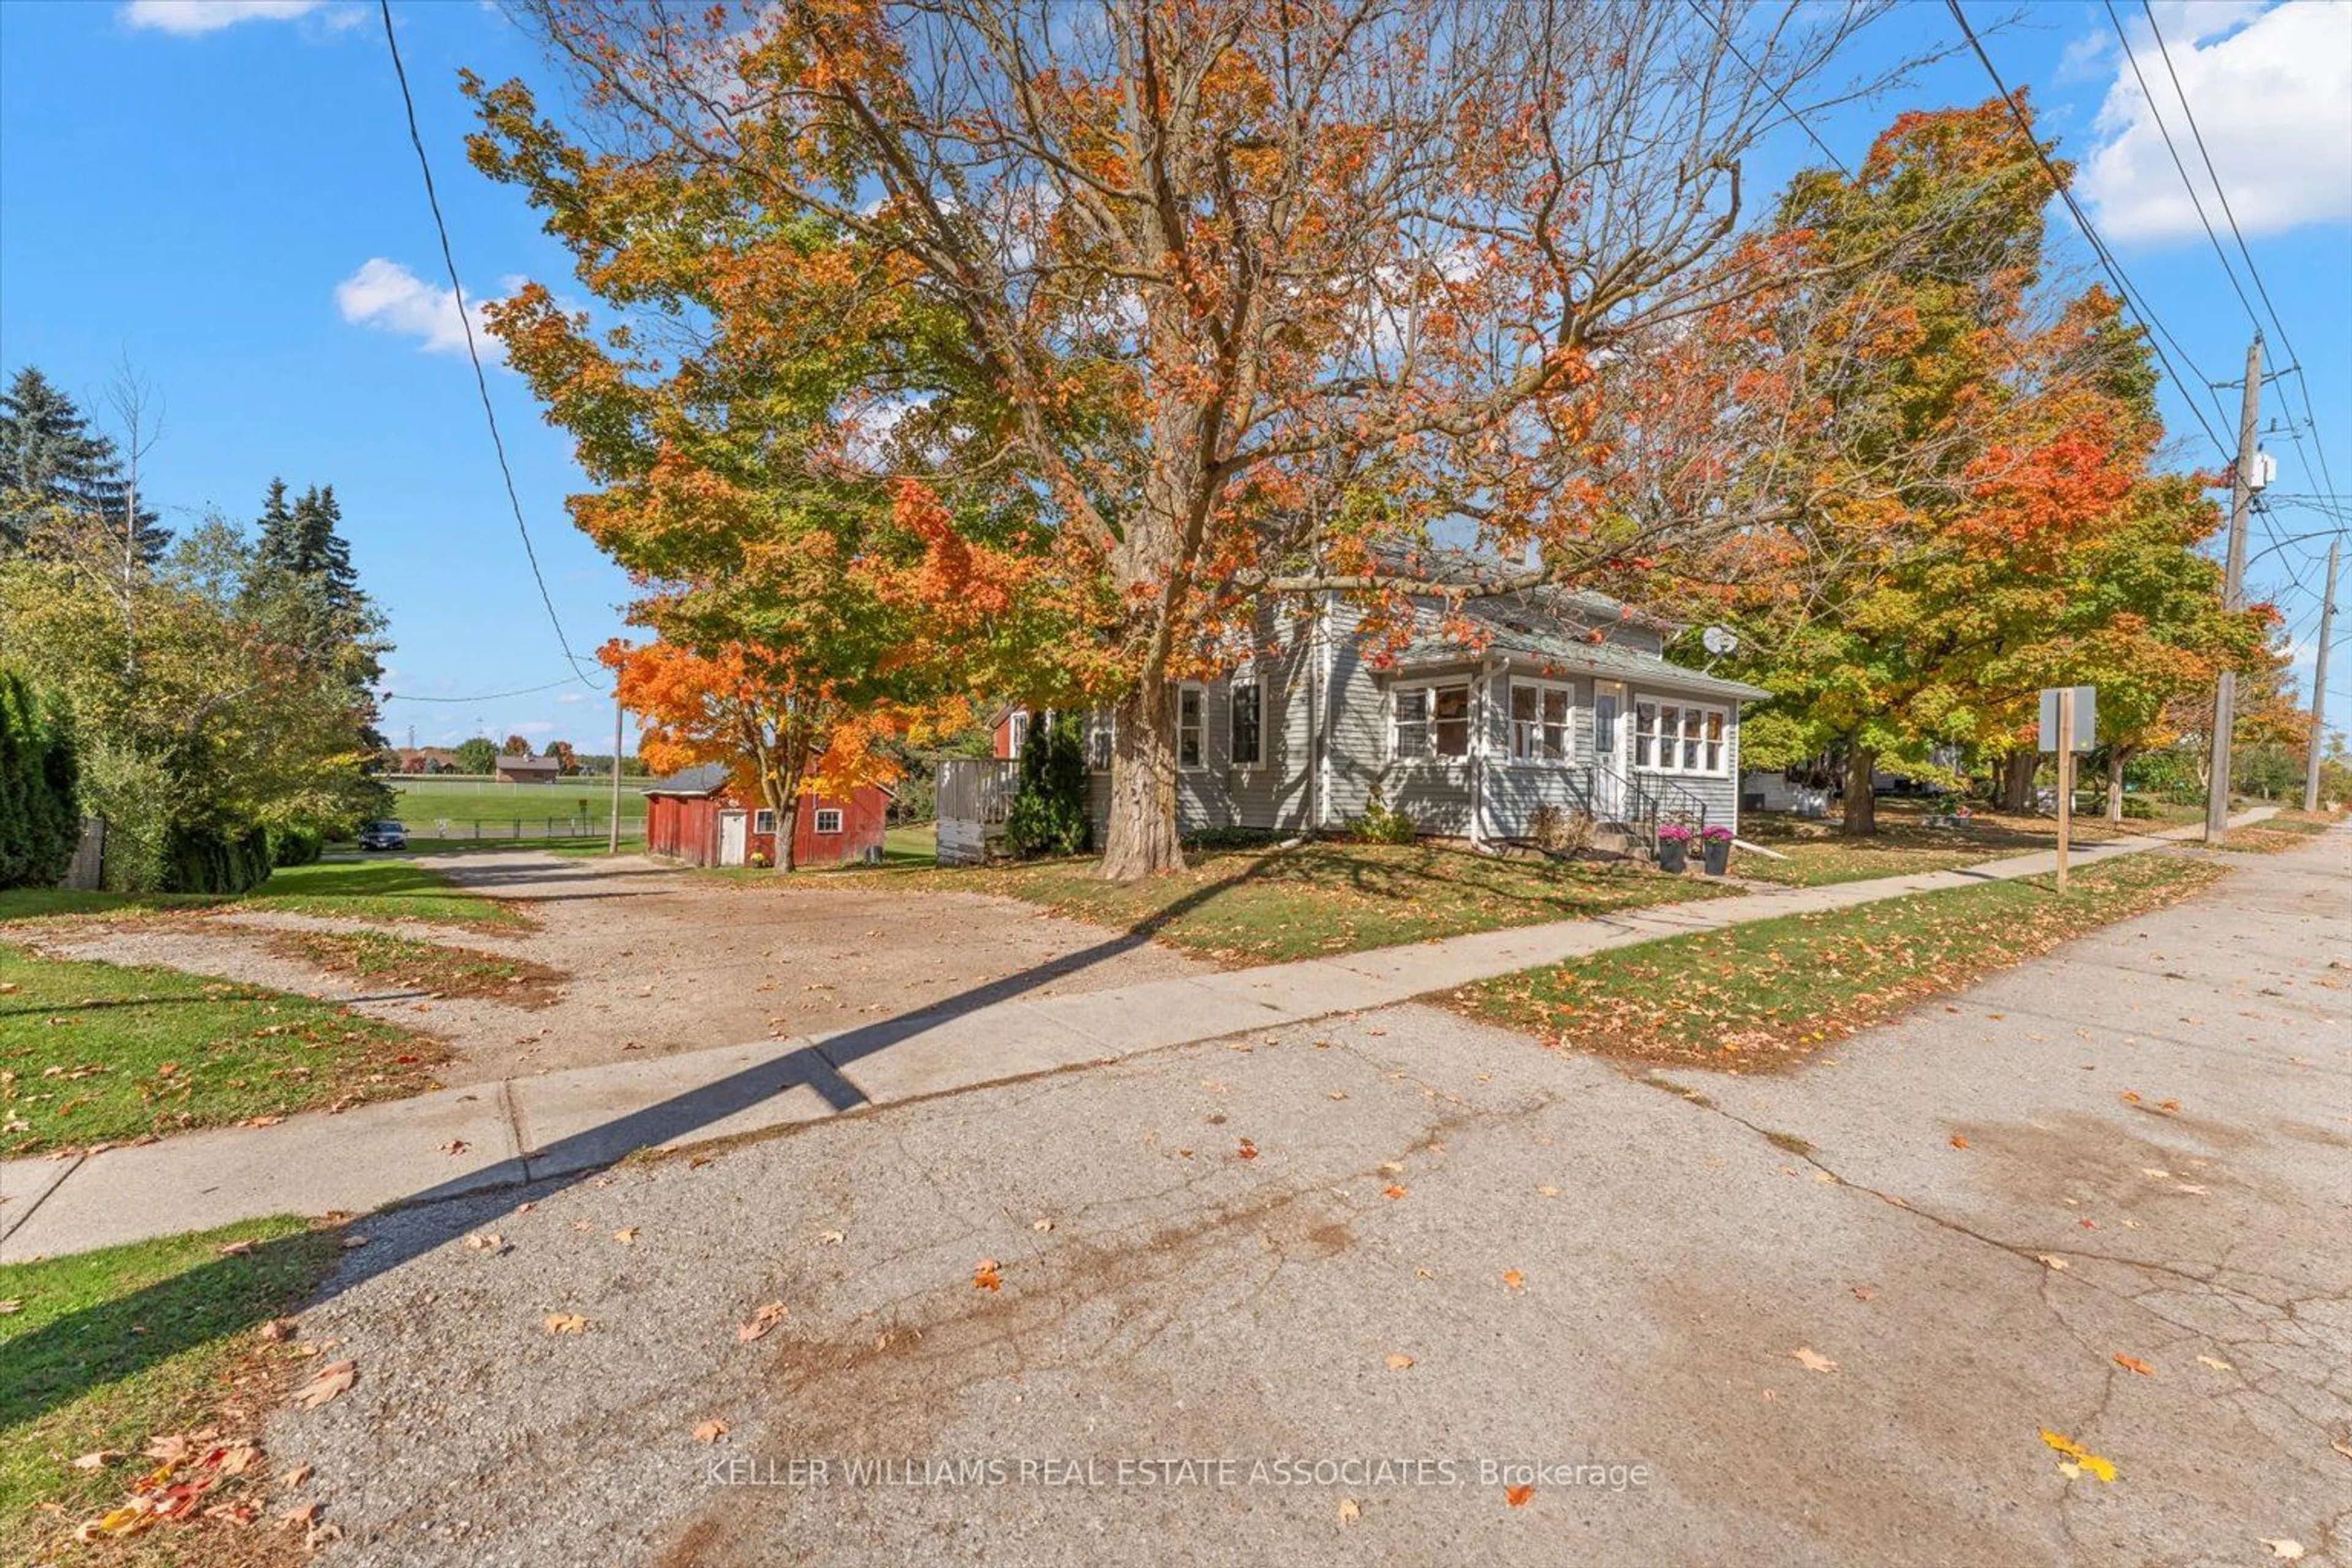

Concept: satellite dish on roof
[[1702, 625, 1739, 655]]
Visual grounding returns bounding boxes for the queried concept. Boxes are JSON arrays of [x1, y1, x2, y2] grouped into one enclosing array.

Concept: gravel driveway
[[254, 833, 2352, 1567], [34, 850, 1212, 1085]]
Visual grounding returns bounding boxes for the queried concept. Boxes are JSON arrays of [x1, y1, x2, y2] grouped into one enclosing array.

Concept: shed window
[[1006, 710, 1030, 758], [1177, 687, 1205, 769], [1229, 677, 1263, 767], [753, 809, 776, 834], [813, 808, 844, 834], [1085, 710, 1114, 773]]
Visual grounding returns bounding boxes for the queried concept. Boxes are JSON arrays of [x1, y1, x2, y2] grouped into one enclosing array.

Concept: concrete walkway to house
[[0, 810, 2274, 1261]]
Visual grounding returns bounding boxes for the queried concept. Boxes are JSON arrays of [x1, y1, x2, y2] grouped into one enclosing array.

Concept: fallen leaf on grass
[[693, 1420, 728, 1444], [0, 1298, 20, 1314], [973, 1259, 1003, 1292], [218, 1240, 257, 1256], [543, 1314, 589, 1335], [737, 1302, 788, 1342], [69, 1451, 120, 1470], [2039, 1429, 2117, 1483], [1385, 1354, 1414, 1371], [1792, 1348, 1839, 1374], [2113, 1354, 2154, 1377], [1504, 1485, 1535, 1507], [278, 1502, 320, 1529], [289, 1360, 355, 1409], [257, 1317, 297, 1341]]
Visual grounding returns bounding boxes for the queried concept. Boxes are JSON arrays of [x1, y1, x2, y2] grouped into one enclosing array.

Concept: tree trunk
[[1098, 677, 1185, 880], [1997, 750, 2037, 813], [2105, 747, 2132, 826], [1841, 746, 1877, 837]]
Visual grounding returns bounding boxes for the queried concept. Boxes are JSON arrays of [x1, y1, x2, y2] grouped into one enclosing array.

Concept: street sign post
[[2038, 685, 2095, 890]]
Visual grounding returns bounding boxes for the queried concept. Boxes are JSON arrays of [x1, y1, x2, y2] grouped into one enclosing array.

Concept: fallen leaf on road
[[1337, 1498, 1360, 1524], [338, 1235, 369, 1250], [543, 1314, 589, 1335], [2261, 1542, 2305, 1561], [289, 1360, 355, 1409], [1792, 1348, 1839, 1374], [1504, 1485, 1535, 1507], [2040, 1430, 2117, 1483], [281, 1464, 311, 1489], [1326, 1091, 1348, 1102], [612, 1228, 638, 1245], [1378, 1162, 1404, 1176], [1235, 1140, 1258, 1161], [257, 1317, 297, 1341], [1501, 1270, 1525, 1291], [2196, 1355, 2233, 1372], [2119, 1091, 2141, 1104], [1386, 1354, 1414, 1371], [737, 1302, 788, 1341], [973, 1260, 1003, 1292], [2038, 1255, 2071, 1271], [1382, 1185, 1409, 1200], [1948, 1136, 1970, 1150], [440, 1140, 469, 1156], [1030, 1219, 1052, 1233], [820, 1229, 846, 1245], [1850, 1285, 1878, 1302], [693, 1421, 728, 1444], [1536, 1185, 1561, 1198], [2174, 1183, 2207, 1195], [2113, 1354, 2154, 1376]]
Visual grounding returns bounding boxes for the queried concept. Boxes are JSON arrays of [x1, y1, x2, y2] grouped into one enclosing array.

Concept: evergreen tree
[[0, 367, 168, 561]]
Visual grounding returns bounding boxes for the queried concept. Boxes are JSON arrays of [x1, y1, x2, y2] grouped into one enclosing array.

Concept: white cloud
[[2079, 1, 2352, 244], [123, 0, 356, 35], [334, 258, 503, 361]]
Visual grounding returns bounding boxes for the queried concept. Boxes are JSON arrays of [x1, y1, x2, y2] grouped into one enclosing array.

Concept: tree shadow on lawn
[[0, 854, 1281, 1430]]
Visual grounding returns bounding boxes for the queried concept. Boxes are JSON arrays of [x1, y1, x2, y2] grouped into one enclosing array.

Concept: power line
[[1684, 0, 1853, 177], [381, 676, 590, 703], [376, 0, 603, 692], [2138, 1, 2343, 514], [1943, 0, 2233, 462]]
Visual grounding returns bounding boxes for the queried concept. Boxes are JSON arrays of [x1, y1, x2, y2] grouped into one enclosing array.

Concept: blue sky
[[2, 0, 2346, 752]]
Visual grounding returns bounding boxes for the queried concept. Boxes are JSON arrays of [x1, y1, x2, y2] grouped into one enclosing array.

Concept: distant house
[[990, 706, 1032, 760], [493, 753, 564, 785], [390, 747, 462, 775], [641, 762, 890, 869]]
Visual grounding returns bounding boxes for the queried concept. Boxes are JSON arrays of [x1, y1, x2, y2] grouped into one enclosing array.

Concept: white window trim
[[1631, 696, 1733, 778], [1176, 684, 1208, 772], [753, 808, 777, 834], [1506, 679, 1575, 766], [1227, 670, 1265, 771], [1006, 710, 1030, 758], [812, 807, 845, 835], [1084, 709, 1114, 775], [1390, 678, 1473, 763]]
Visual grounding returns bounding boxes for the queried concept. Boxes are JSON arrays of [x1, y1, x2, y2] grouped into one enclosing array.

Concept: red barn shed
[[641, 763, 889, 869]]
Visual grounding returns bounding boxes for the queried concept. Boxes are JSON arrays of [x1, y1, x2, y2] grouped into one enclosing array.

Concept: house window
[[1394, 682, 1470, 760], [1229, 677, 1262, 767], [1006, 710, 1030, 758], [813, 807, 844, 834], [1632, 699, 1730, 777], [1510, 682, 1569, 761], [753, 809, 776, 834], [1085, 710, 1114, 773], [1177, 687, 1204, 769]]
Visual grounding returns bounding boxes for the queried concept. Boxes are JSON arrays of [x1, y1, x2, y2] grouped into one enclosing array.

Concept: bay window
[[1632, 698, 1730, 777]]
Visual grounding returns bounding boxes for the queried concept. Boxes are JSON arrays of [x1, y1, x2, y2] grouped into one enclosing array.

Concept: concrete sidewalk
[[0, 810, 2271, 1260]]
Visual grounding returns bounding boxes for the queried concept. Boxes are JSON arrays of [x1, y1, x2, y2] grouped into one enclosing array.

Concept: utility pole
[[2206, 333, 2262, 843], [607, 687, 624, 855], [2307, 538, 2339, 813]]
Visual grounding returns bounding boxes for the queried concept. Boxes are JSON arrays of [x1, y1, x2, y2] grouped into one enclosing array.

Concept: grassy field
[[2212, 809, 2340, 854], [1, 1216, 340, 1561], [1453, 852, 2228, 1072], [799, 838, 1734, 964], [1732, 802, 2187, 888], [0, 944, 446, 1155], [0, 859, 524, 929], [385, 776, 646, 839]]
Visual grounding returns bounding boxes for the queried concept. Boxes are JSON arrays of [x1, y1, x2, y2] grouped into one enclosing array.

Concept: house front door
[[718, 809, 749, 867], [1592, 680, 1628, 819]]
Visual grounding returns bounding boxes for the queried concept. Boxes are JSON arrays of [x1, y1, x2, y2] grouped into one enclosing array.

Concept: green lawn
[[387, 775, 646, 832], [1454, 852, 2227, 1071], [1, 1216, 341, 1559], [0, 859, 524, 929], [2213, 810, 2340, 854], [1, 945, 445, 1156], [807, 839, 1734, 964], [1733, 805, 2154, 889]]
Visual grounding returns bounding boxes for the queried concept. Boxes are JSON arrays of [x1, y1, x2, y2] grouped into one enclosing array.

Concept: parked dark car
[[358, 820, 408, 851]]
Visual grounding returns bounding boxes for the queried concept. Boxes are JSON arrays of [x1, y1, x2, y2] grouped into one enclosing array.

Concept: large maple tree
[[470, 0, 1884, 876]]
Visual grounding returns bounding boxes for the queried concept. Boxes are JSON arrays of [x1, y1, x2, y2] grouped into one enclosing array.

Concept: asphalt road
[[265, 832, 2352, 1567]]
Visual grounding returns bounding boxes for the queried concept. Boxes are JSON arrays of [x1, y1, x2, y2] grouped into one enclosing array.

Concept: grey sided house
[[946, 563, 1768, 864]]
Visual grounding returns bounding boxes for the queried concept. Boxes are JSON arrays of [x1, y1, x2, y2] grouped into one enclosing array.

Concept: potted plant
[[1700, 824, 1734, 876], [1655, 822, 1692, 873]]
